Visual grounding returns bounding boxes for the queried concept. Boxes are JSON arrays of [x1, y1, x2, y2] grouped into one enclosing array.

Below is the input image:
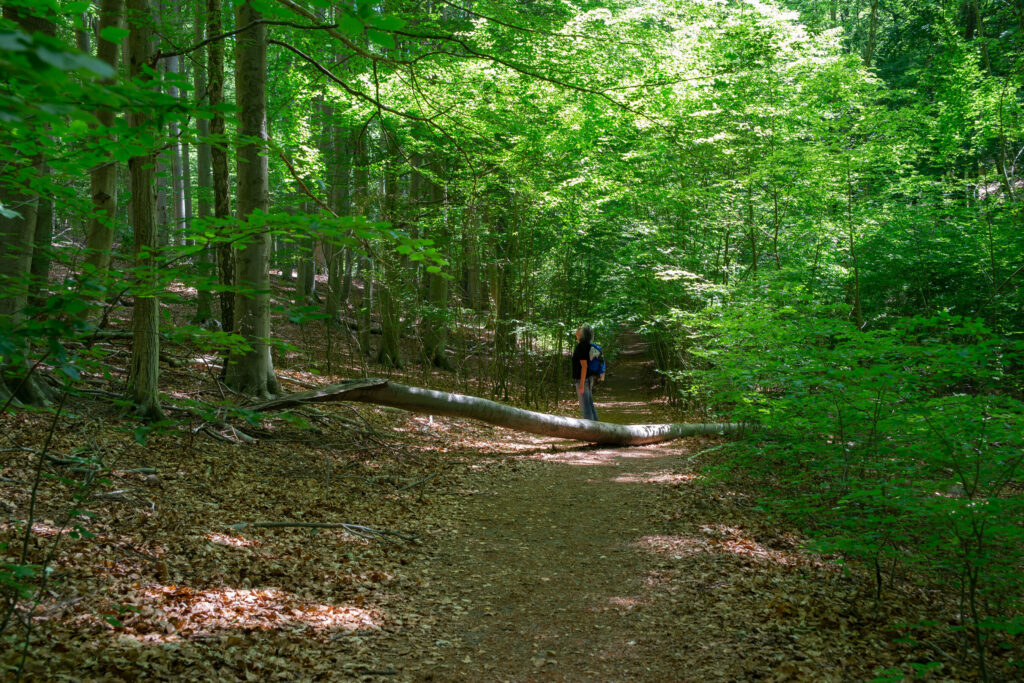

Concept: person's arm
[[578, 359, 588, 394]]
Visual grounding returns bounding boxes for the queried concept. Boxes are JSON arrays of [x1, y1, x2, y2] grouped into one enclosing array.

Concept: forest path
[[357, 333, 851, 681]]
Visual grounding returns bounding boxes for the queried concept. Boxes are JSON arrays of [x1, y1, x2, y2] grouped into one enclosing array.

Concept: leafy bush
[[671, 284, 1024, 679]]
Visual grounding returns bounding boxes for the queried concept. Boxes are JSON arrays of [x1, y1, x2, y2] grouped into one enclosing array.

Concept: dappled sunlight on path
[[361, 333, 874, 681]]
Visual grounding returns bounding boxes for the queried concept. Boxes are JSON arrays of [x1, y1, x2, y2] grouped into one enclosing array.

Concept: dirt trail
[[355, 334, 858, 681]]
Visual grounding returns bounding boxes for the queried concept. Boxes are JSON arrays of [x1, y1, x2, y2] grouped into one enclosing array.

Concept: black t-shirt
[[571, 341, 591, 380]]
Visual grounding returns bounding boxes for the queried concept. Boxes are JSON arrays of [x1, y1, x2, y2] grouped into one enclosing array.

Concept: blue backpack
[[588, 344, 606, 377]]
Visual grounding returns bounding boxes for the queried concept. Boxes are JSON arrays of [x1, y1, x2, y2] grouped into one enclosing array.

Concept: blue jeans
[[576, 376, 598, 421]]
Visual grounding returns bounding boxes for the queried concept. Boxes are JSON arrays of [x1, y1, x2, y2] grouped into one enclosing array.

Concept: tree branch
[[267, 39, 434, 123], [156, 19, 339, 60]]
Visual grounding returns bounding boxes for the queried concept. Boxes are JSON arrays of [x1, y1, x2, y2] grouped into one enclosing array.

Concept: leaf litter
[[0, 315, 1007, 681]]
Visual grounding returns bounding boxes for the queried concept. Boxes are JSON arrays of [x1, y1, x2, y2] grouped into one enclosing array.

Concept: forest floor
[[0, 298, 992, 681]]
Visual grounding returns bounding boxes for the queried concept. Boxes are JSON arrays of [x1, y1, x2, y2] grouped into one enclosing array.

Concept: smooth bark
[[30, 178, 53, 305], [375, 126, 402, 368], [208, 0, 233, 335], [421, 157, 451, 369], [250, 379, 743, 446], [194, 0, 214, 322], [166, 46, 187, 245], [225, 0, 280, 398], [83, 0, 124, 312]]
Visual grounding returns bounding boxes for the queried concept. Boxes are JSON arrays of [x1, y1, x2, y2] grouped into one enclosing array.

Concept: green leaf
[[0, 30, 29, 52], [99, 26, 130, 44], [35, 46, 116, 78], [338, 14, 363, 36], [64, 1, 92, 13], [366, 29, 394, 49], [134, 425, 150, 445], [367, 16, 405, 31], [0, 203, 22, 220]]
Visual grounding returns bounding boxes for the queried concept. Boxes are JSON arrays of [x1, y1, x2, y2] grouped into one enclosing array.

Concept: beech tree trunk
[[462, 205, 483, 309], [225, 0, 280, 398], [30, 176, 53, 307], [325, 122, 350, 323], [193, 0, 214, 322], [0, 7, 54, 406], [421, 156, 451, 369], [864, 0, 879, 68], [208, 0, 233, 336], [166, 46, 187, 245], [83, 0, 124, 315], [126, 0, 164, 420], [375, 126, 402, 368], [250, 379, 742, 446]]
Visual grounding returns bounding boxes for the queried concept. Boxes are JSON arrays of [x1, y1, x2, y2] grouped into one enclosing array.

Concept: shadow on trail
[[355, 332, 939, 681]]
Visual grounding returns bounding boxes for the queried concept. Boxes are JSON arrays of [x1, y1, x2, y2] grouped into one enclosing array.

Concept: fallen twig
[[397, 473, 437, 492], [225, 521, 416, 543], [202, 423, 255, 444]]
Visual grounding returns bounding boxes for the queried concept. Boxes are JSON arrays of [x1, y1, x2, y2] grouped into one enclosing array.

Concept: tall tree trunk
[[126, 0, 164, 420], [194, 0, 214, 322], [326, 127, 351, 322], [0, 7, 54, 406], [226, 0, 280, 398], [154, 37, 169, 250], [180, 50, 193, 243], [352, 130, 373, 354], [864, 0, 879, 68], [359, 258, 374, 356], [0, 166, 48, 406], [375, 125, 402, 368], [422, 156, 451, 369], [75, 11, 91, 53], [296, 236, 315, 302], [338, 131, 358, 306], [348, 128, 369, 304], [847, 165, 864, 329], [462, 205, 482, 309], [29, 159, 54, 308], [83, 0, 124, 319], [208, 0, 233, 336], [166, 46, 187, 246]]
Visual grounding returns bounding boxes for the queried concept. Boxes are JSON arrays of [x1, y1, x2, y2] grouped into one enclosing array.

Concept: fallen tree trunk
[[249, 378, 743, 446]]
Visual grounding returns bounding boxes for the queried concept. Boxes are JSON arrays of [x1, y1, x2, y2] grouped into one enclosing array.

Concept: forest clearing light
[[205, 531, 259, 548], [638, 525, 823, 567], [135, 585, 381, 639], [606, 596, 644, 609], [612, 470, 700, 484], [538, 449, 621, 465], [165, 281, 198, 296]]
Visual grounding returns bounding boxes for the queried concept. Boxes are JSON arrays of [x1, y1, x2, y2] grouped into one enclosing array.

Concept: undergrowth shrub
[[670, 284, 1024, 680]]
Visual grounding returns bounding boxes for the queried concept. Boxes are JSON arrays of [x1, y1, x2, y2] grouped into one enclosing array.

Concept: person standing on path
[[572, 324, 599, 421]]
